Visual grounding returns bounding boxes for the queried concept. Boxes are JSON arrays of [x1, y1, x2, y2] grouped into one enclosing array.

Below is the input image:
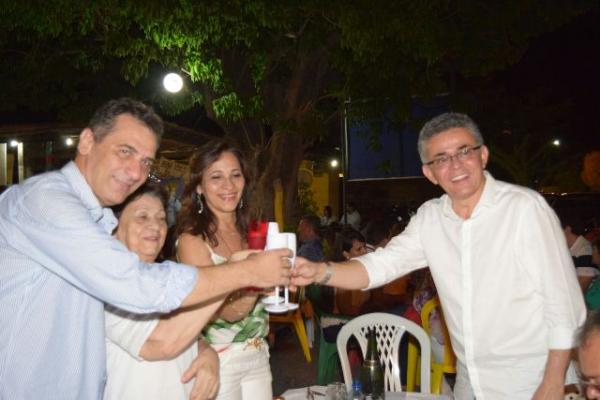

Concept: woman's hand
[[181, 340, 220, 400]]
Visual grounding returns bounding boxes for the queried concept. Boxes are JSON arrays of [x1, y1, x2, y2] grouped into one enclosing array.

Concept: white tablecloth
[[280, 386, 451, 399], [279, 385, 326, 399]]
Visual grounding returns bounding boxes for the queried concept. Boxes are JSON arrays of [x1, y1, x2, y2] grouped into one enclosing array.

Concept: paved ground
[[269, 325, 320, 396]]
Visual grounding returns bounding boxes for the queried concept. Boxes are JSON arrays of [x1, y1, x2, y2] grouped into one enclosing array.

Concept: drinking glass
[[246, 220, 268, 292], [263, 231, 298, 312], [247, 219, 268, 250], [326, 382, 347, 400]]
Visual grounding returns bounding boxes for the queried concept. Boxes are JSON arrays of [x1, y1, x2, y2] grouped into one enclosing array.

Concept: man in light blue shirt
[[0, 98, 291, 399]]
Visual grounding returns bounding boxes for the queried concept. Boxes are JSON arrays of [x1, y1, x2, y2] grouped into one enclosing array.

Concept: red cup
[[247, 235, 266, 250], [246, 220, 268, 291], [247, 220, 268, 250]]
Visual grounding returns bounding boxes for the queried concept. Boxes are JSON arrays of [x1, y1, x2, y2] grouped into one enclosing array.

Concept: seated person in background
[[297, 215, 328, 316], [576, 311, 600, 399], [403, 269, 452, 395], [320, 228, 371, 343], [322, 222, 341, 260], [340, 201, 361, 231], [561, 215, 596, 291], [402, 270, 436, 325], [364, 220, 412, 314], [585, 237, 600, 310], [297, 214, 324, 262], [104, 183, 222, 400], [321, 228, 370, 372], [363, 219, 391, 252], [332, 228, 370, 316], [321, 205, 337, 227], [403, 270, 448, 364]]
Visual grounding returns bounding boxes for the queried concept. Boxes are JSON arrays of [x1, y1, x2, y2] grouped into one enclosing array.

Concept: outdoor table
[[280, 385, 451, 399]]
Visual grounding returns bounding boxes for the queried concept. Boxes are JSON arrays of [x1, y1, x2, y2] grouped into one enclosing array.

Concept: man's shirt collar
[[61, 161, 117, 231]]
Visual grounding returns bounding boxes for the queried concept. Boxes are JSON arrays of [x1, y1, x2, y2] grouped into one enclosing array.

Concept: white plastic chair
[[336, 312, 431, 393]]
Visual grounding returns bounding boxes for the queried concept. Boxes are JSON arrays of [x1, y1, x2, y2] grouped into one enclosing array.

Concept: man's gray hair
[[577, 311, 600, 348], [418, 112, 484, 163], [88, 98, 164, 145]]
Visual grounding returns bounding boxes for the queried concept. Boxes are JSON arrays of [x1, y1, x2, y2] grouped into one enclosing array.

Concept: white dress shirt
[[570, 235, 592, 258], [357, 172, 585, 399], [342, 210, 361, 230]]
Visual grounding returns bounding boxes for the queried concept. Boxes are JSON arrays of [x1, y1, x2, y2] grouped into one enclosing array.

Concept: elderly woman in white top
[[104, 182, 225, 400]]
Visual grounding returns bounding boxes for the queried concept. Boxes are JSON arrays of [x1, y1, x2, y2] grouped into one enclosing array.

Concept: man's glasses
[[424, 145, 483, 169]]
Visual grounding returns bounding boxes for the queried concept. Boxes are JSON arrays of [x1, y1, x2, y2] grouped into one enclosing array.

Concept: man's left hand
[[532, 349, 571, 400], [181, 341, 220, 400], [532, 378, 564, 400]]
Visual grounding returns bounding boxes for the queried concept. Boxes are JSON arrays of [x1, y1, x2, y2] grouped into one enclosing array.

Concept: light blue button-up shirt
[[0, 162, 198, 399]]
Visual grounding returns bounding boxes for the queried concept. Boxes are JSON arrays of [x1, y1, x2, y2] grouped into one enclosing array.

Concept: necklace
[[215, 230, 242, 259]]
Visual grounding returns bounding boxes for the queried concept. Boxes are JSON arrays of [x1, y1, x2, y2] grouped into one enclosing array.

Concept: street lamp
[[552, 139, 560, 147], [330, 159, 339, 168], [163, 73, 184, 93]]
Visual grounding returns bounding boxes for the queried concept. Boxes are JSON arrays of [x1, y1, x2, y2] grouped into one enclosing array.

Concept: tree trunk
[[252, 130, 305, 227]]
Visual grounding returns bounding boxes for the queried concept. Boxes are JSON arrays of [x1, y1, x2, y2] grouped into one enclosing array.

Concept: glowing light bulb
[[163, 73, 184, 93]]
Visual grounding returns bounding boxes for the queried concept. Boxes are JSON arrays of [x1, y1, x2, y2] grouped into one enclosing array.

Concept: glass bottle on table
[[350, 379, 365, 400], [360, 328, 384, 399]]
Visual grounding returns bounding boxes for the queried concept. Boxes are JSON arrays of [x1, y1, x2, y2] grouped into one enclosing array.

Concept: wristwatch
[[316, 261, 333, 285]]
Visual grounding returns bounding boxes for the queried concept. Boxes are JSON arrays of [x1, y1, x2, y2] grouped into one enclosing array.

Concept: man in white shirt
[[562, 216, 594, 265], [561, 216, 596, 290], [341, 201, 361, 230], [577, 311, 600, 399], [293, 112, 585, 400]]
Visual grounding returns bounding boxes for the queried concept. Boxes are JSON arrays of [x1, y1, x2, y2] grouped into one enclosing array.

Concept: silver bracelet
[[316, 262, 333, 285]]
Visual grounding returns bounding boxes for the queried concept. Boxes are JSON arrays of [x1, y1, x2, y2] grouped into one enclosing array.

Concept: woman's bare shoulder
[[177, 232, 213, 265]]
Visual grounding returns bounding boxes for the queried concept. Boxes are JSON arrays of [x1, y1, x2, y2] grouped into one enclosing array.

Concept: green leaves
[[187, 58, 224, 89], [212, 92, 244, 121], [0, 0, 593, 130]]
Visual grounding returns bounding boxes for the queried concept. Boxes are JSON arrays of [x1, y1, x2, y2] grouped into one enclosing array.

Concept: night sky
[[503, 7, 600, 149], [1, 6, 598, 153]]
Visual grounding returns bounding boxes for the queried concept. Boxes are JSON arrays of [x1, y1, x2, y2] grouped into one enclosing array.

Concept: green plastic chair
[[306, 285, 348, 385], [316, 321, 341, 384], [316, 312, 354, 385]]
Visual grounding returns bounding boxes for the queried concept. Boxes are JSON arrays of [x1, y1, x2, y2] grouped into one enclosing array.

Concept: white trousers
[[454, 361, 476, 400], [214, 340, 272, 400]]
